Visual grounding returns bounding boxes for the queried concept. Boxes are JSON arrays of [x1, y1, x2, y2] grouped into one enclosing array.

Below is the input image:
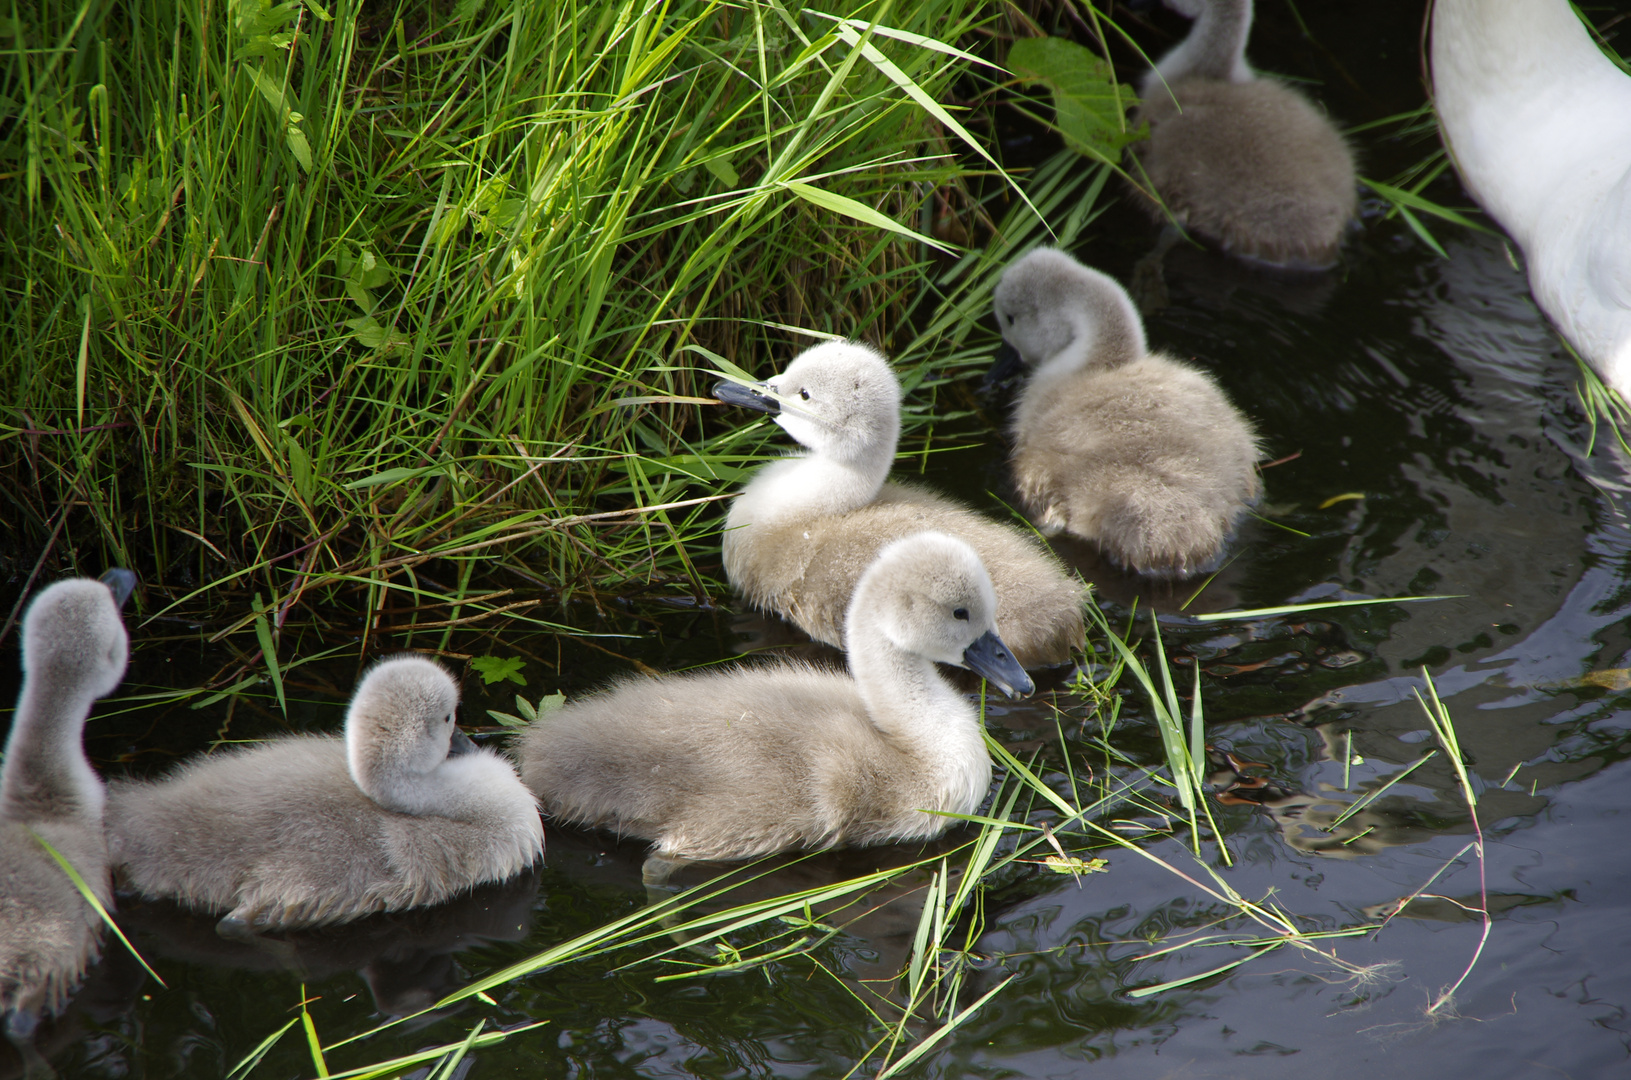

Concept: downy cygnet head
[[989, 248, 1147, 381], [21, 569, 137, 703], [712, 341, 901, 463], [346, 656, 474, 813], [851, 532, 1035, 699]]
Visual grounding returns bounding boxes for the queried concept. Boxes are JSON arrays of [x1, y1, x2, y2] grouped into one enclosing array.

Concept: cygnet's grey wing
[[0, 821, 107, 1018], [733, 483, 1083, 667], [1015, 354, 1260, 576], [869, 485, 1085, 667], [373, 751, 543, 909], [517, 663, 908, 860], [1137, 79, 1356, 269], [107, 738, 401, 928]]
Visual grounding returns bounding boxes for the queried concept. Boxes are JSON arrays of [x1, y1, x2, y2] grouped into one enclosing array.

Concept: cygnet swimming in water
[[2, 570, 134, 1053], [991, 247, 1261, 578], [713, 340, 1085, 668], [1132, 0, 1356, 270], [106, 656, 543, 936], [517, 532, 1033, 865]]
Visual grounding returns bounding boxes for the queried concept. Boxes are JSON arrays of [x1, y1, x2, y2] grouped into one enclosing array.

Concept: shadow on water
[[5, 0, 1631, 1077]]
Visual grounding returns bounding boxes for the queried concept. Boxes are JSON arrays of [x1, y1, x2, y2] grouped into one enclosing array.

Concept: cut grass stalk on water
[[1414, 669, 1489, 1017]]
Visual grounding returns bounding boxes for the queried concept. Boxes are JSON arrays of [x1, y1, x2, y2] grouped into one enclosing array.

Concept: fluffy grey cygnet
[[2, 570, 134, 1048], [107, 656, 543, 936], [713, 340, 1085, 668], [517, 532, 1034, 862], [1133, 0, 1356, 269], [991, 248, 1261, 577]]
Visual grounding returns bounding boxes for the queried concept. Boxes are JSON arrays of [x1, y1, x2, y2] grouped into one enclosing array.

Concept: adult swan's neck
[[1433, 0, 1631, 245], [1432, 0, 1631, 386]]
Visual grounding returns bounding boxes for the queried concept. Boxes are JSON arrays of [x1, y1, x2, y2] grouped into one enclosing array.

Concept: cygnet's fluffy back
[[520, 532, 1026, 861], [1132, 0, 1355, 269], [719, 340, 1085, 667], [993, 248, 1261, 577], [107, 656, 542, 933]]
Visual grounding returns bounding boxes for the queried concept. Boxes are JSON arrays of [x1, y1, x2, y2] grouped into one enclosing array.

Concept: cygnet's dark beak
[[962, 629, 1034, 699], [447, 727, 478, 757], [98, 568, 138, 610], [982, 342, 1026, 394], [712, 379, 780, 416]]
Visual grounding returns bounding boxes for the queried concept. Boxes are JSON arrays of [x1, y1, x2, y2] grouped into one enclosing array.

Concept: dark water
[[8, 2, 1631, 1077]]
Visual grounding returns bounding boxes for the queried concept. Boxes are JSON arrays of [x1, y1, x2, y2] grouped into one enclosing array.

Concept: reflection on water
[[117, 870, 540, 1018], [5, 2, 1631, 1077]]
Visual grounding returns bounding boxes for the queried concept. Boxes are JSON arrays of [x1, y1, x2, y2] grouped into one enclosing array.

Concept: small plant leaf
[[1008, 37, 1146, 163], [285, 122, 313, 172], [471, 655, 527, 686]]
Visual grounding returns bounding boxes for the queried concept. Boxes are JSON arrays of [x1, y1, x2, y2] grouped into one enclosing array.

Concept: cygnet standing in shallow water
[[517, 532, 1033, 866], [106, 656, 542, 936], [2, 570, 134, 1053], [1132, 0, 1355, 270], [713, 340, 1085, 668], [991, 248, 1261, 578]]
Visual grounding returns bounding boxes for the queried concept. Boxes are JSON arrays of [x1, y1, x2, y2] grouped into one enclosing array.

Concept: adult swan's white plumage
[[1432, 0, 1631, 390]]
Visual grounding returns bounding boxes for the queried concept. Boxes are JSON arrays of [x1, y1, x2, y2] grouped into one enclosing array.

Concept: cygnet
[[991, 247, 1261, 577], [517, 531, 1033, 864], [713, 340, 1085, 668], [106, 656, 543, 936], [1133, 0, 1356, 270], [2, 570, 134, 1051]]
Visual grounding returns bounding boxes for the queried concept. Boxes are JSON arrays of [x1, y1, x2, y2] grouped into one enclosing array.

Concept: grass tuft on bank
[[2, 0, 1097, 623]]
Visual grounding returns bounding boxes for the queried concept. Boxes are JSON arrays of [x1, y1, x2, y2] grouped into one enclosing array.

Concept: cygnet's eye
[[953, 608, 969, 621], [799, 388, 811, 401]]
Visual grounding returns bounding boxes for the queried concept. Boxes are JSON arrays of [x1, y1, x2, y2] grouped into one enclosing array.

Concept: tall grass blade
[[27, 828, 166, 987], [873, 974, 1014, 1080]]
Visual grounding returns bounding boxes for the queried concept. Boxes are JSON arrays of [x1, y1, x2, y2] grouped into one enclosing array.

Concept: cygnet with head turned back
[[106, 656, 542, 937], [2, 570, 134, 1049], [1132, 0, 1356, 270], [517, 532, 1034, 863], [713, 340, 1085, 668], [991, 247, 1261, 578]]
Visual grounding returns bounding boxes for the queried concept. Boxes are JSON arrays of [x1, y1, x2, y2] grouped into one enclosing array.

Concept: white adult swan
[[1, 570, 133, 1057], [107, 656, 543, 936], [1133, 0, 1356, 269], [713, 340, 1085, 668], [991, 248, 1261, 577], [517, 532, 1033, 865], [1432, 0, 1631, 391]]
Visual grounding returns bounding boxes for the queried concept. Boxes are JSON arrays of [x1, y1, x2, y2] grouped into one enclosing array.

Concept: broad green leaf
[[1008, 36, 1146, 163], [342, 464, 446, 490], [245, 65, 287, 115], [781, 180, 954, 254], [471, 655, 527, 686], [702, 154, 739, 186]]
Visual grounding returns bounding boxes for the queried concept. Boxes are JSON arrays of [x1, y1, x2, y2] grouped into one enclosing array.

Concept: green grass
[[1, 0, 1094, 624]]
